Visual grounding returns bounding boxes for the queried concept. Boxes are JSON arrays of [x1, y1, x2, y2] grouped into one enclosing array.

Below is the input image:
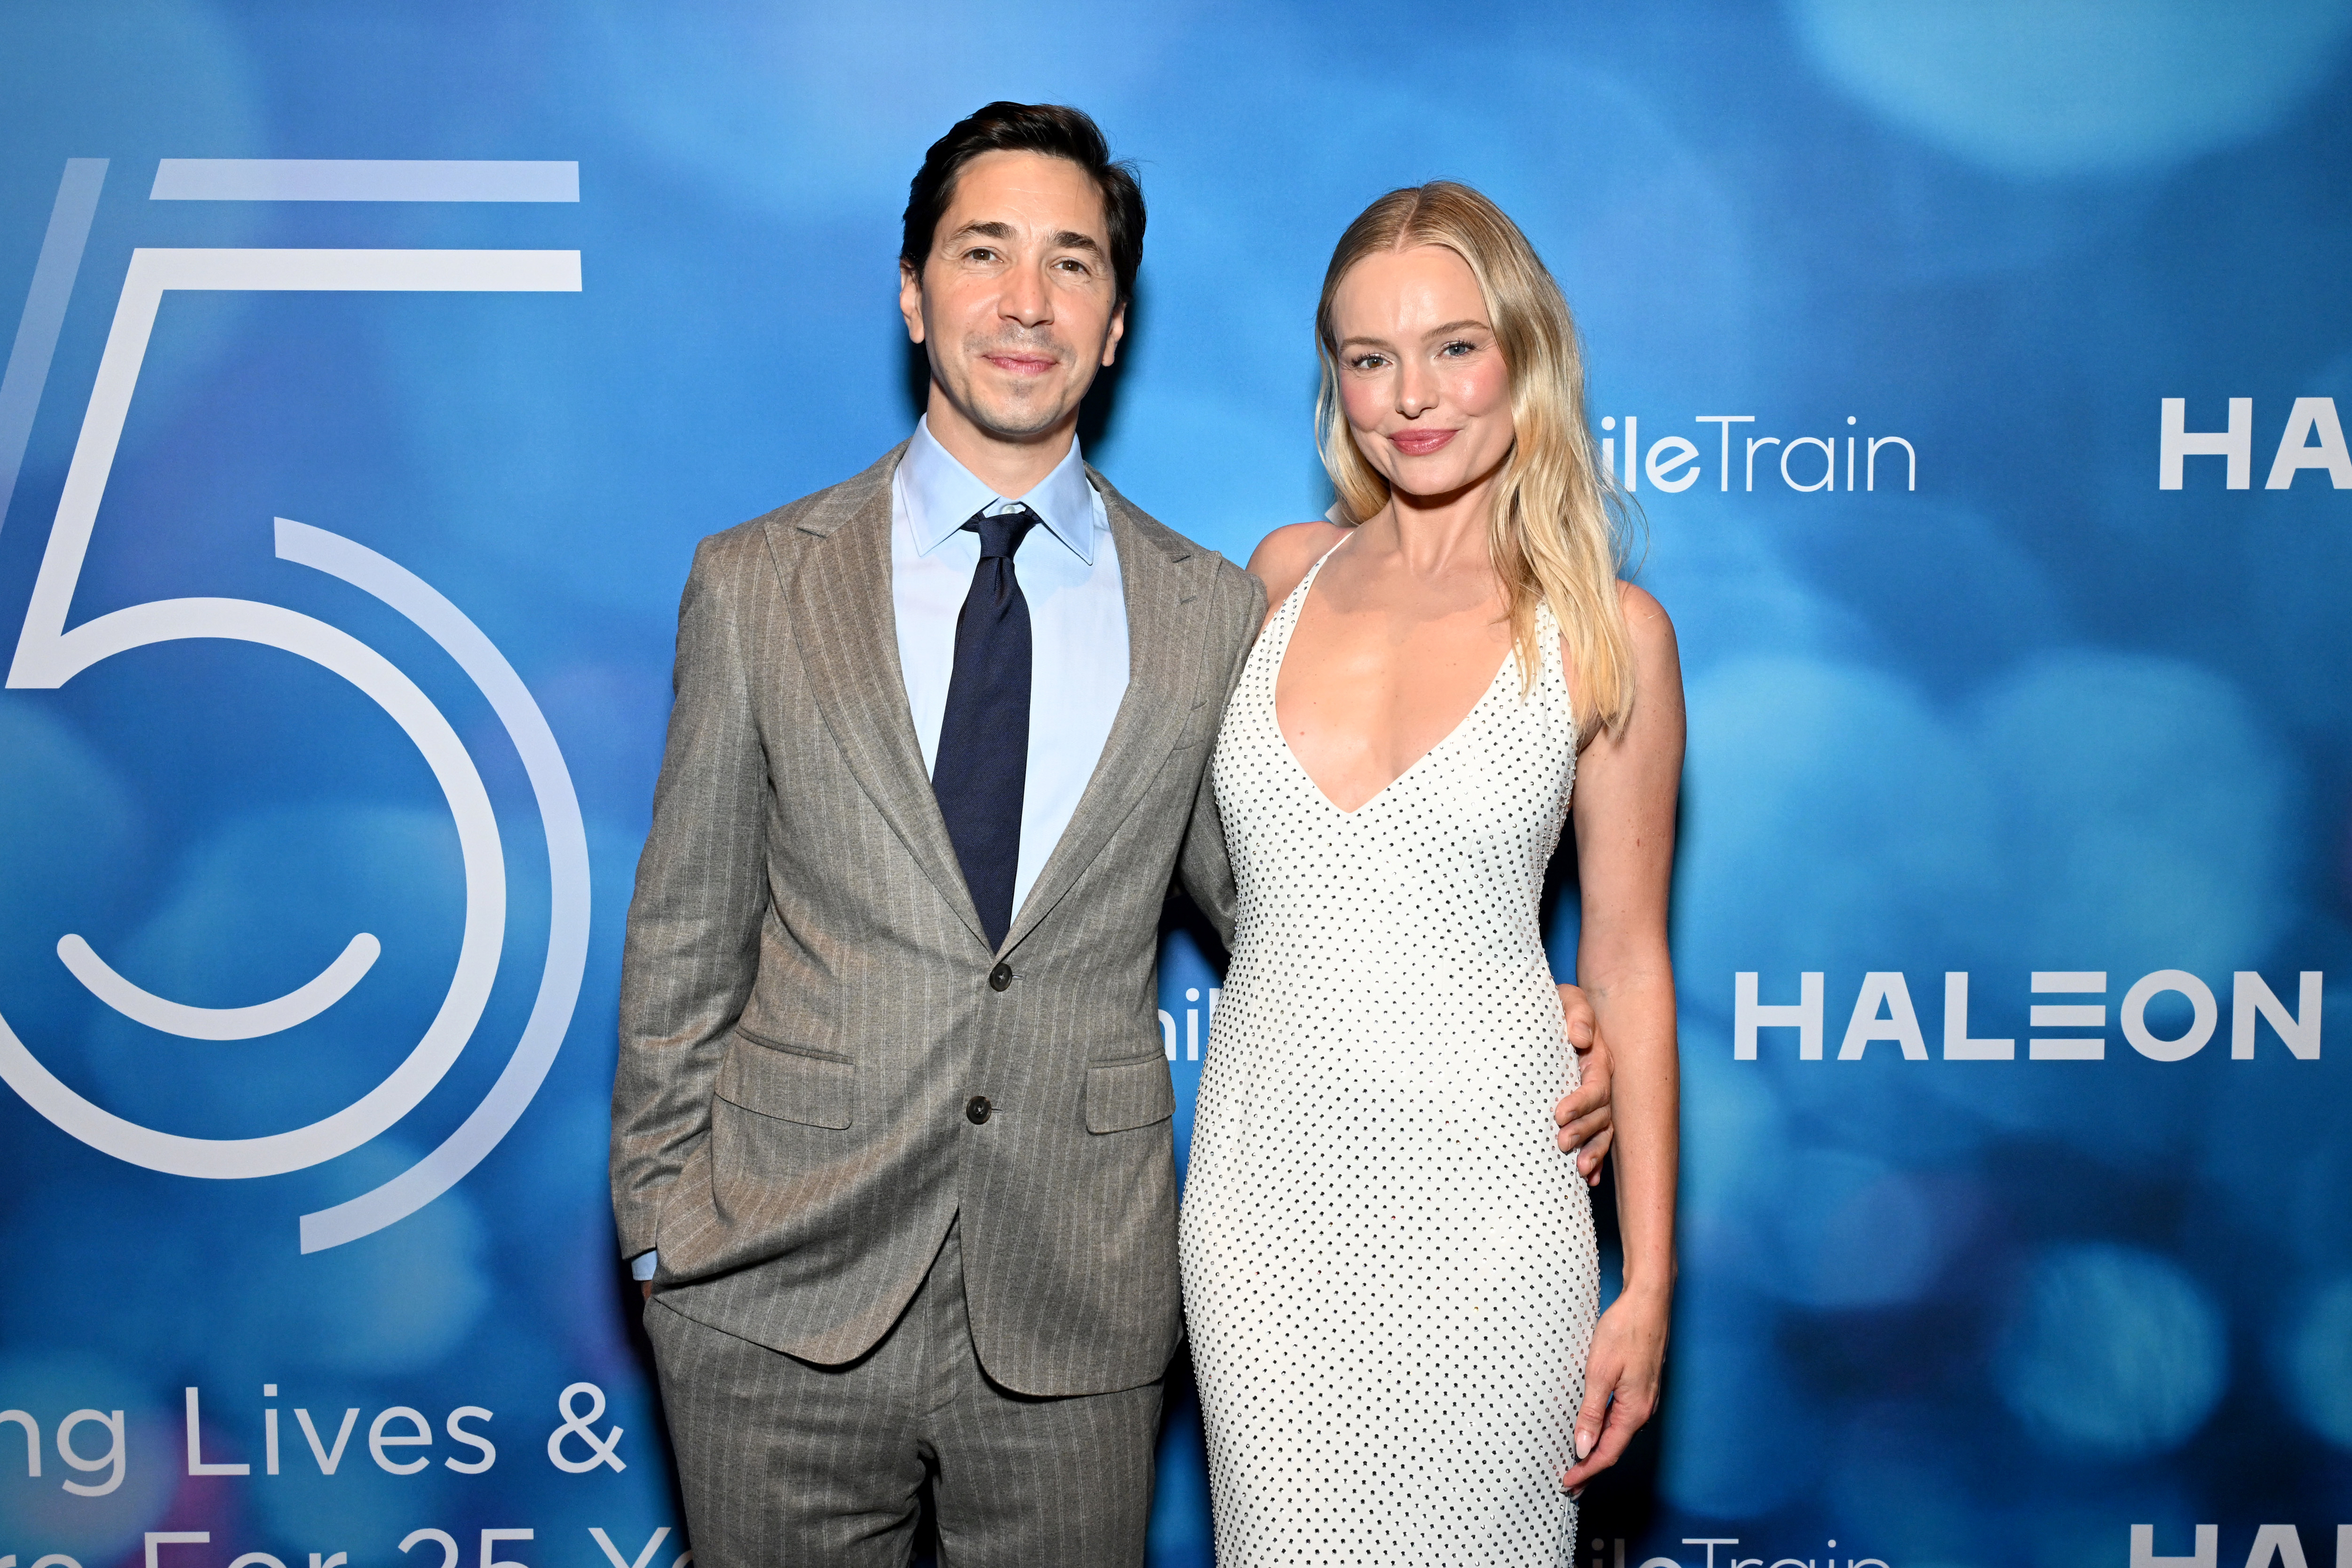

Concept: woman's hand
[[1563, 1287, 1669, 1493]]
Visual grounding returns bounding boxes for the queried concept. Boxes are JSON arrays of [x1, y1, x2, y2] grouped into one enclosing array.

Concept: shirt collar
[[901, 417, 1098, 565]]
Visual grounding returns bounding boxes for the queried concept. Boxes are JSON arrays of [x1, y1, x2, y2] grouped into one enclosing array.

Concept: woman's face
[[1329, 243, 1515, 504]]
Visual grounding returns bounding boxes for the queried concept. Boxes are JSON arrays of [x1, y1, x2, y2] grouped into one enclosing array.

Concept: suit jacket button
[[988, 962, 1013, 992], [965, 1095, 992, 1125]]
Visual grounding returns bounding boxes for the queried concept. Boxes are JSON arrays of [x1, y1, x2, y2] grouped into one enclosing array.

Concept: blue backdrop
[[4, 4, 2351, 1566]]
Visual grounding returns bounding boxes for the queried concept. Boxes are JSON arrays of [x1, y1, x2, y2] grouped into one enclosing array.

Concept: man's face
[[900, 149, 1125, 446]]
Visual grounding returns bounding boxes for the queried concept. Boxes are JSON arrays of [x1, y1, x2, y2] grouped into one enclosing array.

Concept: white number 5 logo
[[0, 159, 590, 1251]]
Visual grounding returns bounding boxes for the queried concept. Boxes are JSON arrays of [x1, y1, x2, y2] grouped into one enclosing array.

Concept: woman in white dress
[[1179, 182, 1682, 1563]]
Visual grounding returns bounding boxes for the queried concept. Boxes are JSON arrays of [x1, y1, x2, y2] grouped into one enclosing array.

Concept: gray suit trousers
[[646, 1225, 1163, 1568]]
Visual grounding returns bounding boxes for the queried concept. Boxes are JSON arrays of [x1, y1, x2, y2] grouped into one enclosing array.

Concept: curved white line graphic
[[0, 596, 507, 1179], [56, 931, 380, 1041], [278, 519, 589, 1254]]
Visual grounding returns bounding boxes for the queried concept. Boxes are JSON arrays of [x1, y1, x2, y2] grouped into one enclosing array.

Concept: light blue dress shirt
[[890, 417, 1130, 919], [633, 423, 1130, 1283]]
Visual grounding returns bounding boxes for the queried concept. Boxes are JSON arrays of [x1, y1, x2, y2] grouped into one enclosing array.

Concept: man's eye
[[967, 248, 998, 263]]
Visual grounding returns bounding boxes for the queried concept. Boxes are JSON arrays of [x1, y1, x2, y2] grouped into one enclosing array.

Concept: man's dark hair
[[901, 102, 1145, 307]]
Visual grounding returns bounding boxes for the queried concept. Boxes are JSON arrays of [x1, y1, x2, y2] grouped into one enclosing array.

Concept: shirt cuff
[[630, 1250, 659, 1282]]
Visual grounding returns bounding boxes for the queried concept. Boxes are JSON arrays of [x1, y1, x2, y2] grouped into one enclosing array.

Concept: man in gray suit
[[613, 102, 1613, 1566]]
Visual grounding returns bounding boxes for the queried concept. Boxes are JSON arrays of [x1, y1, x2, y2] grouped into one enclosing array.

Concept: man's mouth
[[983, 352, 1060, 376]]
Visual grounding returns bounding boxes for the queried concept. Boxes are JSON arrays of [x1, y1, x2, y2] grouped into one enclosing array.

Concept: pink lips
[[1390, 428, 1458, 457], [985, 353, 1057, 376]]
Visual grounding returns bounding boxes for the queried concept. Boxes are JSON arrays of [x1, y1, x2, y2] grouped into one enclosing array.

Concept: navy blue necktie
[[933, 504, 1039, 950]]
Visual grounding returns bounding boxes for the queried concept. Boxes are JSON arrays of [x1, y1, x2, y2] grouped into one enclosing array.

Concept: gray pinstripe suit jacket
[[611, 444, 1264, 1398]]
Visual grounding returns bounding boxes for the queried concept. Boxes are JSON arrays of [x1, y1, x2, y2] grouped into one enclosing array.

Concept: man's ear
[[899, 259, 926, 345], [1100, 301, 1126, 367]]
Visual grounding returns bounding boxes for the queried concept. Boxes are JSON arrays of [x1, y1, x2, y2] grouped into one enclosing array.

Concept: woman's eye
[[1349, 354, 1388, 371], [1440, 339, 1475, 357]]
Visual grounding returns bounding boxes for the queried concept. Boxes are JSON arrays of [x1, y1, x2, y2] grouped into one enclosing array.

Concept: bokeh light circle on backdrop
[[1789, 0, 2352, 177], [2280, 1272, 2352, 1449], [1996, 1242, 2226, 1456]]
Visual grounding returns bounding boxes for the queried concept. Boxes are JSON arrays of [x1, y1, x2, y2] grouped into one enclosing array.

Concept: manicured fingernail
[[1574, 1430, 1592, 1460]]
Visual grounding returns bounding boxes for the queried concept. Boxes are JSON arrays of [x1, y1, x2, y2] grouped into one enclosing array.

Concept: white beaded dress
[[1180, 539, 1599, 1565]]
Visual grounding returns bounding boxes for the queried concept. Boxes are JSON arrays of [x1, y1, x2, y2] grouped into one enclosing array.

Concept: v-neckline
[[1269, 533, 1516, 818]]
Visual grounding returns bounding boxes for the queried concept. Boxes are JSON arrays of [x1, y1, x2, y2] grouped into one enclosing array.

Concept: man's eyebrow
[[940, 221, 1104, 256], [944, 220, 1015, 246]]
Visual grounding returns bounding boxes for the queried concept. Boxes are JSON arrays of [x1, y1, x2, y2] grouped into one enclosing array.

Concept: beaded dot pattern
[[1181, 537, 1599, 1564]]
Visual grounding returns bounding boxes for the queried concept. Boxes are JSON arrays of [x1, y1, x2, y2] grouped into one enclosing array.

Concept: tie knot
[[965, 506, 1039, 561]]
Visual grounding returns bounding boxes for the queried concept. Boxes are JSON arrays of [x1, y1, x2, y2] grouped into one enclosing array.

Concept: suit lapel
[[780, 446, 990, 949], [1003, 472, 1208, 952]]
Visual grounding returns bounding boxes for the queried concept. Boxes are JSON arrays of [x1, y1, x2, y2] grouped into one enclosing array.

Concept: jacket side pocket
[[716, 1029, 854, 1129], [1085, 1051, 1176, 1134]]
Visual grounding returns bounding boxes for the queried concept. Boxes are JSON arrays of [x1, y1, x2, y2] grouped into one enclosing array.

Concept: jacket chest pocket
[[717, 1029, 855, 1129], [1085, 1052, 1175, 1134]]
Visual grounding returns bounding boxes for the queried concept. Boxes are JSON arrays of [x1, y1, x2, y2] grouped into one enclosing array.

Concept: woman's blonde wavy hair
[[1315, 181, 1637, 733]]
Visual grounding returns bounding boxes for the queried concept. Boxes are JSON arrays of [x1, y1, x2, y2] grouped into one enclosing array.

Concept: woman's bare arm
[[1560, 580, 1684, 1489]]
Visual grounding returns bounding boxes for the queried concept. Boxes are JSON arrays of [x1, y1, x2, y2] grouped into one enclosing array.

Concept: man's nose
[[1000, 262, 1053, 327]]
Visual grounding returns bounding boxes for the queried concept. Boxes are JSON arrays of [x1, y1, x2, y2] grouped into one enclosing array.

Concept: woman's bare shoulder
[[1558, 582, 1680, 664], [1247, 520, 1352, 613], [1564, 581, 1683, 747], [1615, 580, 1681, 666]]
